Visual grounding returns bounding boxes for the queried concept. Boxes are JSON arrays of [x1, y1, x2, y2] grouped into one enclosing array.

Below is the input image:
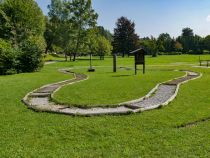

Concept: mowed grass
[[46, 54, 210, 66], [53, 67, 184, 107], [0, 55, 210, 157]]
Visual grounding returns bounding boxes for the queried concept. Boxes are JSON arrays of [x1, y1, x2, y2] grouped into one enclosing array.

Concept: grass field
[[53, 67, 184, 108], [1, 55, 210, 157]]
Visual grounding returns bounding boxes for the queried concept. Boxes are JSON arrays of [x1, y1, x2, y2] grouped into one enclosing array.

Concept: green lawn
[[45, 54, 210, 65], [53, 67, 184, 107], [1, 55, 210, 157]]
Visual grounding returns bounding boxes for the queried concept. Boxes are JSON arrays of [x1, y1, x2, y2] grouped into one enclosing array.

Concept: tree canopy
[[0, 0, 45, 74], [45, 0, 98, 61], [112, 16, 139, 57], [0, 0, 45, 46]]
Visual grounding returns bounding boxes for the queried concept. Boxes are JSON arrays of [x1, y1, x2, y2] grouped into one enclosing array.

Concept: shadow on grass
[[112, 74, 133, 77]]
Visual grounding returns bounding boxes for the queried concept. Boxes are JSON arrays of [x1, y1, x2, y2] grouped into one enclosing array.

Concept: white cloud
[[206, 15, 210, 22]]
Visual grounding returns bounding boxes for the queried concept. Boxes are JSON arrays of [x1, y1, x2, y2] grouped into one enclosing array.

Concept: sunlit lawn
[[0, 55, 210, 157], [53, 67, 183, 107]]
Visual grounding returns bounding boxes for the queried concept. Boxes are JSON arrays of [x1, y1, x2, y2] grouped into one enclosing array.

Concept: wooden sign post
[[113, 53, 117, 72], [88, 53, 95, 72], [130, 48, 146, 75]]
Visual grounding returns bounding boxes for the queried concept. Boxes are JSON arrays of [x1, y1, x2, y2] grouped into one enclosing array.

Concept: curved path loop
[[22, 69, 201, 116]]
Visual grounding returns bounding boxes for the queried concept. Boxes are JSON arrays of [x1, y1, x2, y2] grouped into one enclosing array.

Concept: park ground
[[1, 55, 210, 157]]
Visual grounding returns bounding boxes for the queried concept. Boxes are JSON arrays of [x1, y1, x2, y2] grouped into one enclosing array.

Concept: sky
[[35, 0, 210, 38]]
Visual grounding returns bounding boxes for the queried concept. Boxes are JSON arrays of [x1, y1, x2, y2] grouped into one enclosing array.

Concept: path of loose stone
[[22, 69, 201, 116]]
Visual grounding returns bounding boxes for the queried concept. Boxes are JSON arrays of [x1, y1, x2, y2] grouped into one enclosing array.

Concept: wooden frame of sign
[[113, 53, 117, 72], [88, 53, 95, 72], [130, 48, 146, 75]]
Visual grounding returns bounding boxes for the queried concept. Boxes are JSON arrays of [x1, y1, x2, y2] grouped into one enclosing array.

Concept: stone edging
[[22, 69, 202, 116]]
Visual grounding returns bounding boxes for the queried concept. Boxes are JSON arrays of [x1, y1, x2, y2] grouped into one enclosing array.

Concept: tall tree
[[46, 0, 72, 55], [96, 35, 113, 59], [139, 36, 158, 57], [192, 35, 204, 54], [177, 27, 194, 53], [0, 0, 45, 74], [97, 26, 113, 43], [85, 28, 99, 54], [0, 0, 45, 47], [112, 16, 139, 57], [182, 28, 194, 37], [157, 33, 173, 52], [85, 28, 112, 59], [69, 0, 98, 61], [204, 35, 210, 51]]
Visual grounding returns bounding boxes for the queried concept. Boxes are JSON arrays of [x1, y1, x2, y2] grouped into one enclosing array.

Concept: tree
[[85, 28, 112, 59], [0, 0, 45, 47], [192, 35, 204, 54], [140, 36, 158, 57], [149, 37, 158, 57], [112, 16, 139, 57], [96, 36, 113, 59], [69, 0, 98, 61], [182, 28, 194, 37], [0, 0, 45, 75], [157, 33, 173, 52], [177, 28, 205, 54], [46, 0, 73, 56], [177, 27, 194, 53], [85, 28, 99, 54], [97, 26, 113, 43], [204, 35, 210, 51], [46, 0, 98, 60], [44, 17, 55, 54], [17, 40, 43, 73]]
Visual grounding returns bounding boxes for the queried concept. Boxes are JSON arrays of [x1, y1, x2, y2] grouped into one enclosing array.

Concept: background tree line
[[112, 17, 210, 57]]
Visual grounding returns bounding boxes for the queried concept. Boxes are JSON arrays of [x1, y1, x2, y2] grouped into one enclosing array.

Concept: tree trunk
[[45, 41, 53, 54], [73, 53, 76, 61], [73, 25, 82, 62], [45, 47, 49, 54]]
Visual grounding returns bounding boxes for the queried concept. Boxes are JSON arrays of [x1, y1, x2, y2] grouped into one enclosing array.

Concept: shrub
[[17, 40, 43, 72], [0, 39, 17, 75], [0, 39, 44, 75]]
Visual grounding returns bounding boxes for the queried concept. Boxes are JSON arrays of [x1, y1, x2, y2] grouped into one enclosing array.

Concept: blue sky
[[35, 0, 210, 38]]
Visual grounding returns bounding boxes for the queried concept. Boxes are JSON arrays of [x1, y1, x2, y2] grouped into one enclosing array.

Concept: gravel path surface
[[129, 85, 177, 109], [22, 69, 201, 116]]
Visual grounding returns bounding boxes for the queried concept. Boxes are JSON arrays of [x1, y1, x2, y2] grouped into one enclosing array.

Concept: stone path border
[[22, 69, 202, 116]]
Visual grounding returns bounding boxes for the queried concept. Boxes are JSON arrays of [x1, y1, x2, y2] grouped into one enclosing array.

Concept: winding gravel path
[[22, 70, 201, 116]]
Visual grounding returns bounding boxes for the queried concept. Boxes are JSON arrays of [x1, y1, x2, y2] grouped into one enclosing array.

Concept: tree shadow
[[112, 74, 133, 77]]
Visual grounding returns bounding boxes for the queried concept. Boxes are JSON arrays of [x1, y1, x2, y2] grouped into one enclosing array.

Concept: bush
[[0, 39, 44, 75], [17, 40, 43, 72], [0, 39, 17, 75]]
